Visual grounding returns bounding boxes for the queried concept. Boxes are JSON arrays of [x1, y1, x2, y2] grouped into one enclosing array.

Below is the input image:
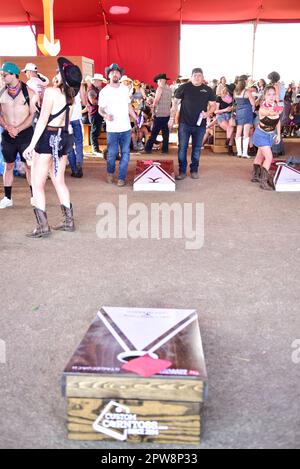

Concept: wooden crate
[[67, 398, 201, 444], [213, 125, 227, 153], [62, 307, 208, 445], [213, 125, 236, 154]]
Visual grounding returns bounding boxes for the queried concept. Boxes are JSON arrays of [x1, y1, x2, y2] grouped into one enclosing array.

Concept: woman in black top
[[252, 86, 282, 190], [215, 86, 234, 155], [23, 57, 82, 238]]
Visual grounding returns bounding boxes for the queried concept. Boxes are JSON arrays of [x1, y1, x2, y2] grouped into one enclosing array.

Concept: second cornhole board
[[133, 160, 175, 192], [274, 163, 300, 192]]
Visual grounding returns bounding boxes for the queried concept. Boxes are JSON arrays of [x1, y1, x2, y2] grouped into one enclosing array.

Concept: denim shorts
[[253, 127, 276, 147], [217, 112, 231, 124]]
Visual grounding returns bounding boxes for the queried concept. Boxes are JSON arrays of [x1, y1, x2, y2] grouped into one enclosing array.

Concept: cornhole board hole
[[274, 163, 300, 192], [62, 306, 207, 444], [133, 160, 175, 192]]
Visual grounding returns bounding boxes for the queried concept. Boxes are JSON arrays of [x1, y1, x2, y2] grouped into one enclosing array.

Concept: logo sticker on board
[[92, 400, 168, 441]]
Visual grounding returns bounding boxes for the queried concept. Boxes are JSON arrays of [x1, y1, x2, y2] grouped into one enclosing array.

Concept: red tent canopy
[[1, 0, 300, 24], [1, 1, 299, 82]]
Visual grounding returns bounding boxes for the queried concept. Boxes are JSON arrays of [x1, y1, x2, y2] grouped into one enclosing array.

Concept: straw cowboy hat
[[120, 75, 133, 83], [92, 73, 107, 83]]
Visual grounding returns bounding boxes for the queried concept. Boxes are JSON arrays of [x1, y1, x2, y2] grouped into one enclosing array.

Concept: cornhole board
[[133, 160, 175, 192], [62, 306, 207, 444], [274, 163, 300, 192]]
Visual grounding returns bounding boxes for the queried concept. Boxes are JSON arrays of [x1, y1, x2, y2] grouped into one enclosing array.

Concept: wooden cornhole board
[[62, 307, 207, 444], [133, 160, 176, 192], [274, 163, 300, 192]]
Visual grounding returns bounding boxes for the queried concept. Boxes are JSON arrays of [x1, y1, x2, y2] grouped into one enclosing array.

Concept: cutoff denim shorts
[[217, 112, 231, 124], [253, 127, 276, 147]]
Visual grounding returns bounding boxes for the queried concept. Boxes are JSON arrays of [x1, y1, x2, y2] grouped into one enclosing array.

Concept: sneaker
[[93, 150, 103, 158], [175, 173, 186, 181], [0, 197, 13, 209], [107, 174, 114, 184], [190, 172, 200, 180], [117, 179, 126, 187]]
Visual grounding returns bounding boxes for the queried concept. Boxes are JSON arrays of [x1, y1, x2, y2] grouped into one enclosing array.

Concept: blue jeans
[[145, 116, 170, 153], [178, 123, 206, 174], [67, 120, 84, 172], [107, 130, 131, 181]]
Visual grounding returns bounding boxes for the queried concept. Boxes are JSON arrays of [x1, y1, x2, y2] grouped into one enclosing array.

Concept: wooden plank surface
[[65, 375, 204, 402], [67, 398, 201, 444]]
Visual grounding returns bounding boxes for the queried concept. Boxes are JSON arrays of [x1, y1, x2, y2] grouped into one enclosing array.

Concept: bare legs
[[49, 155, 71, 208], [253, 146, 273, 171], [32, 153, 70, 210]]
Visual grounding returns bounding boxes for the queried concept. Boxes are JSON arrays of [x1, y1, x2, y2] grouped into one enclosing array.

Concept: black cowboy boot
[[228, 145, 234, 156], [53, 204, 75, 232], [260, 167, 274, 191], [251, 164, 261, 183], [26, 208, 51, 238], [76, 163, 83, 178]]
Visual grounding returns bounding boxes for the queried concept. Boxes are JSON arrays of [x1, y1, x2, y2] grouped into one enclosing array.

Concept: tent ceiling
[[1, 0, 300, 25]]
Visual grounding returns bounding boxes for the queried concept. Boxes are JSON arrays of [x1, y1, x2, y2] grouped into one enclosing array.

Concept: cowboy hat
[[105, 63, 124, 80], [153, 73, 170, 82], [92, 73, 107, 83], [120, 75, 133, 83], [57, 57, 82, 93]]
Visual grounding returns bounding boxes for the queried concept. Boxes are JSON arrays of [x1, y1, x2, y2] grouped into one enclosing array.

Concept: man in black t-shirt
[[170, 68, 216, 180]]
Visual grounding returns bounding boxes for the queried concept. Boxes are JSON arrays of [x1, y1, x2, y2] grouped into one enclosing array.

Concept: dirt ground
[[0, 143, 299, 449]]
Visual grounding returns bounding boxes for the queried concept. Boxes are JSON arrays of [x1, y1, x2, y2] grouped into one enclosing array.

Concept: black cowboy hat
[[105, 63, 124, 80], [226, 83, 236, 95], [57, 57, 82, 94], [154, 73, 170, 82]]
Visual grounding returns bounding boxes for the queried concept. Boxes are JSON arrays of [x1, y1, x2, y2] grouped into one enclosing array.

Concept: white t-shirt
[[71, 93, 83, 122], [26, 76, 49, 97], [98, 85, 131, 132]]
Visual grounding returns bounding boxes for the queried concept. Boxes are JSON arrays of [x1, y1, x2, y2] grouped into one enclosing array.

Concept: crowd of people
[[0, 58, 299, 238]]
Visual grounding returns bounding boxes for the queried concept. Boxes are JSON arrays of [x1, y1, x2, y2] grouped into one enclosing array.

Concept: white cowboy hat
[[120, 75, 133, 83], [92, 73, 107, 83]]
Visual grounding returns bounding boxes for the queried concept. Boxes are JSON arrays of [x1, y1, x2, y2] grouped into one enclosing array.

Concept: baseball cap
[[0, 62, 20, 75], [192, 67, 203, 75], [22, 63, 38, 72]]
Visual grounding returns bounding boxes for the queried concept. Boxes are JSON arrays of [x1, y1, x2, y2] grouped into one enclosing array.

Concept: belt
[[46, 126, 63, 132], [258, 126, 276, 134]]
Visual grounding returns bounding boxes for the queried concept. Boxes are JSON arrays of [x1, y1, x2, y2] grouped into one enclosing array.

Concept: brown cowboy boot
[[260, 167, 274, 191], [53, 204, 75, 232], [251, 164, 261, 183], [26, 208, 51, 238]]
